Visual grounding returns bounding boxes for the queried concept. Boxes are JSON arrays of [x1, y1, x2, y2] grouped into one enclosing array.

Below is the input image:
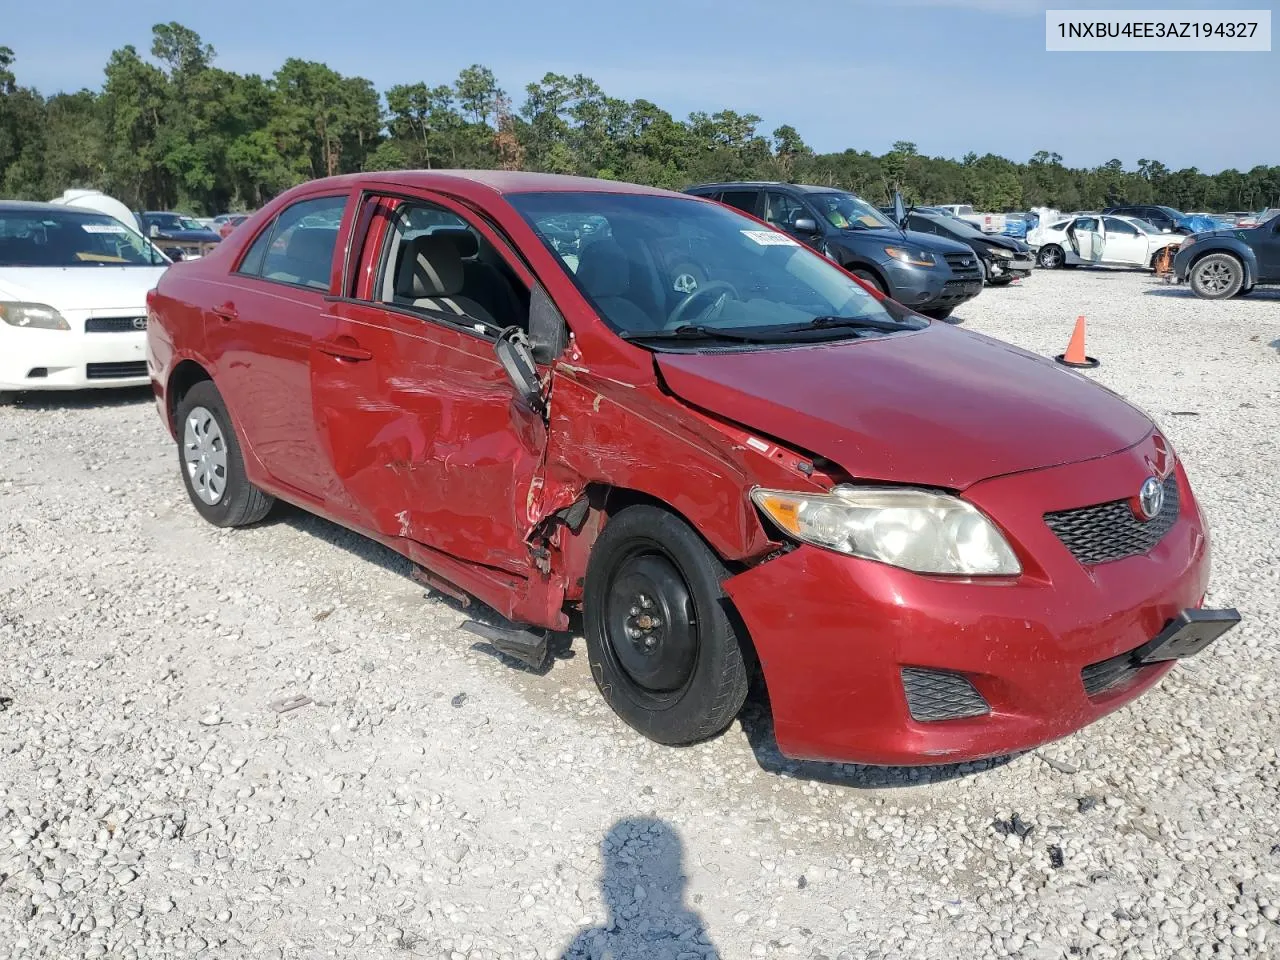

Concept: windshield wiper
[[619, 324, 769, 343], [804, 315, 921, 332]]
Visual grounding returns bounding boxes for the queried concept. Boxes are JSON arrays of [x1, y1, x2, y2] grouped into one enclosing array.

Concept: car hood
[[0, 266, 169, 311], [839, 226, 974, 255], [655, 323, 1153, 489], [981, 234, 1029, 253]]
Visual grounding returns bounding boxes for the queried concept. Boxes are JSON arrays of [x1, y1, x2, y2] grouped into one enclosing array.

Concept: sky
[[4, 0, 1276, 173]]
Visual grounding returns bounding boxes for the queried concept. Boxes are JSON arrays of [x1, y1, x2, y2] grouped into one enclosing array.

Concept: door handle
[[316, 337, 373, 362], [212, 302, 237, 322]]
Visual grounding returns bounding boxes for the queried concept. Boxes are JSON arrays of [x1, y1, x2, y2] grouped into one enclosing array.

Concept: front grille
[[85, 316, 146, 333], [1044, 475, 1179, 565], [901, 667, 990, 722], [1081, 647, 1155, 697], [943, 252, 982, 279], [86, 361, 147, 380]]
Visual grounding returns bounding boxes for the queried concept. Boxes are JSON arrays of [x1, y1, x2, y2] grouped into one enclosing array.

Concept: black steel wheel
[[584, 505, 749, 746]]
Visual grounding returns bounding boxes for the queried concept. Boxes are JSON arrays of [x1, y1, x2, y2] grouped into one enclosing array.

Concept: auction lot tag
[[742, 230, 798, 246], [1046, 9, 1271, 51]]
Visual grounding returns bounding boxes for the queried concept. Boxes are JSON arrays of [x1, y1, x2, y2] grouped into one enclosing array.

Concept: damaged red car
[[146, 171, 1238, 766]]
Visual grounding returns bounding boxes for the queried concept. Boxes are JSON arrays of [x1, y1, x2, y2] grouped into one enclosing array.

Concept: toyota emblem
[[1138, 476, 1164, 520], [133, 316, 148, 331]]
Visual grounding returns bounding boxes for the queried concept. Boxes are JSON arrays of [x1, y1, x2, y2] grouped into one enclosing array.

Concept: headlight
[[1178, 237, 1195, 249], [988, 248, 1013, 258], [0, 302, 70, 331], [751, 485, 1021, 576], [883, 246, 936, 268]]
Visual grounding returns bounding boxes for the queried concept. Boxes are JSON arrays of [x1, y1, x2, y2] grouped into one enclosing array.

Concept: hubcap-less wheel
[[605, 552, 698, 695], [1197, 261, 1234, 295], [183, 405, 228, 505]]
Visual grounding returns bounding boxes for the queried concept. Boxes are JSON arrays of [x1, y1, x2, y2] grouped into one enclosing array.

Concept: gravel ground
[[2, 268, 1279, 960]]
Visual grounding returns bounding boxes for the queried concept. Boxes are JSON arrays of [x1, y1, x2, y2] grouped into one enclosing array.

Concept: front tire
[[1189, 253, 1244, 299], [174, 380, 274, 527], [850, 268, 887, 296], [583, 505, 749, 746]]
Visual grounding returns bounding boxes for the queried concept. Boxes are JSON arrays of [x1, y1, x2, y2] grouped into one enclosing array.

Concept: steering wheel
[[666, 280, 740, 328]]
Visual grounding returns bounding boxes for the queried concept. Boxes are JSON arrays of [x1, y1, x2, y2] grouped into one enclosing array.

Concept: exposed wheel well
[[166, 360, 213, 431]]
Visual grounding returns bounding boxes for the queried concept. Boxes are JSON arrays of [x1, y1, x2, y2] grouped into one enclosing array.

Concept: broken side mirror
[[528, 284, 568, 364], [495, 327, 544, 412]]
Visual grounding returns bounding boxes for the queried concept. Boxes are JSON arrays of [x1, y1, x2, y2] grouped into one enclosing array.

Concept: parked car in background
[[685, 182, 983, 319], [146, 169, 1238, 765], [137, 212, 221, 262], [216, 214, 251, 239], [1235, 208, 1279, 229], [1032, 214, 1184, 271], [1172, 210, 1280, 299], [934, 204, 1007, 235], [1102, 204, 1184, 233], [890, 209, 1034, 285], [0, 201, 169, 399]]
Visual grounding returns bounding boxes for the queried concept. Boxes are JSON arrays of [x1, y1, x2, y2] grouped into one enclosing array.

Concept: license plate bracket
[[1133, 608, 1240, 664]]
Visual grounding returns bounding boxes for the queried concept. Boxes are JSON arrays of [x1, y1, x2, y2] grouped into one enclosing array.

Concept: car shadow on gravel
[[270, 503, 577, 676], [1144, 286, 1280, 301], [555, 817, 719, 960], [738, 693, 1012, 789], [0, 386, 153, 410]]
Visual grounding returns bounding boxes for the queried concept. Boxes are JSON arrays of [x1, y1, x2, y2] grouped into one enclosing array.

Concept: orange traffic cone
[[1054, 315, 1099, 369]]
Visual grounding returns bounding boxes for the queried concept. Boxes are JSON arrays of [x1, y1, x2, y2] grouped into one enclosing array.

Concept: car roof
[[292, 170, 687, 199], [0, 200, 95, 215]]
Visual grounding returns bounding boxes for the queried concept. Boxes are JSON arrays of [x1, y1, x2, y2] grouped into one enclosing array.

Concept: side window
[[257, 195, 347, 291], [764, 192, 805, 227], [1075, 217, 1100, 232], [373, 199, 529, 331], [719, 191, 760, 217], [1103, 217, 1137, 236], [237, 223, 276, 276]]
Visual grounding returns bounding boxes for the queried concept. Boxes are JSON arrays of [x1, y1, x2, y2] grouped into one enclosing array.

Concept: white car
[[1031, 214, 1183, 271], [0, 201, 170, 398]]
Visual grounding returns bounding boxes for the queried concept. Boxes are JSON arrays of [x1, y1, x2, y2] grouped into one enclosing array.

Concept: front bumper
[[0, 316, 149, 391], [988, 255, 1034, 280], [884, 262, 982, 310], [724, 439, 1217, 765]]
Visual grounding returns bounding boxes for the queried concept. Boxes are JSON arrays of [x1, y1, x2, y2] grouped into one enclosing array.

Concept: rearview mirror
[[528, 285, 568, 363], [494, 328, 543, 412], [791, 216, 818, 234]]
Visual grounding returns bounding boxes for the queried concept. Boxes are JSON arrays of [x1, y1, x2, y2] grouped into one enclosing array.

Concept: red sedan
[[145, 171, 1238, 766]]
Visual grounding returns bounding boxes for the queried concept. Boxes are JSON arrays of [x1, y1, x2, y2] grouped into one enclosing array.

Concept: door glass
[[718, 191, 760, 216], [372, 199, 529, 330], [1103, 217, 1137, 236], [259, 195, 348, 290], [764, 192, 806, 229]]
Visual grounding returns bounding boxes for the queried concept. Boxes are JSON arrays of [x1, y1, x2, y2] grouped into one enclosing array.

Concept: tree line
[[2, 23, 1277, 217]]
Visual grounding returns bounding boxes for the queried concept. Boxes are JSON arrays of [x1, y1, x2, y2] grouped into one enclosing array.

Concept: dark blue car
[[1173, 210, 1280, 298], [138, 212, 222, 261], [684, 182, 983, 319]]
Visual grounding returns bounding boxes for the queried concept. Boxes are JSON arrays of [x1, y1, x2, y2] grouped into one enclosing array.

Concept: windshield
[[509, 192, 921, 344], [808, 192, 896, 231], [0, 210, 166, 267], [1154, 205, 1184, 220]]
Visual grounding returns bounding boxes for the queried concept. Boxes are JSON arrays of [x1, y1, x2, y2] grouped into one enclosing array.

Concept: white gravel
[[1, 269, 1278, 960]]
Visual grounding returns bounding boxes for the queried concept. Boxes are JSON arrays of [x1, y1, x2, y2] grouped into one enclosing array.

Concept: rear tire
[[1037, 244, 1065, 269], [1188, 253, 1244, 300], [583, 505, 749, 746], [174, 380, 274, 528]]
